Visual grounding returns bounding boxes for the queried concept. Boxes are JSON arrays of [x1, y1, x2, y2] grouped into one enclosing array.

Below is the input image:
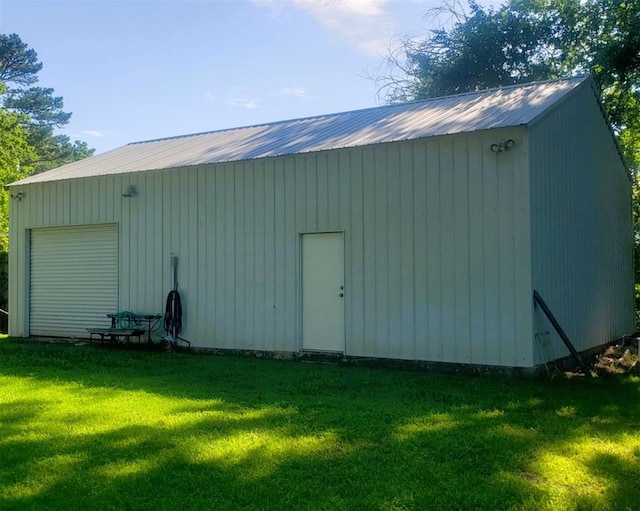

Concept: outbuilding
[[8, 76, 633, 370]]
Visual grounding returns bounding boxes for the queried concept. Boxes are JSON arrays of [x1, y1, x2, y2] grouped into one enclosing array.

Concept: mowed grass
[[0, 338, 638, 511]]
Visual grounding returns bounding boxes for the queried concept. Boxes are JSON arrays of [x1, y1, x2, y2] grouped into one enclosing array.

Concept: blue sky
[[0, 0, 475, 154]]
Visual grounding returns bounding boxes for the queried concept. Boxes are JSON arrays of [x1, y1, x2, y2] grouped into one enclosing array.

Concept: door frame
[[298, 230, 346, 353]]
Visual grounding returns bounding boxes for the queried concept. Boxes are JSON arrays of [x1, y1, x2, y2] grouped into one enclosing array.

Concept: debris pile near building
[[594, 340, 639, 374]]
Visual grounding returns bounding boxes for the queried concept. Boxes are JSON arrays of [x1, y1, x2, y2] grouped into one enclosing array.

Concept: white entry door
[[302, 232, 345, 352]]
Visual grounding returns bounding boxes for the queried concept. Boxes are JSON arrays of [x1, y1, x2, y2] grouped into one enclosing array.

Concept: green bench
[[87, 311, 149, 346]]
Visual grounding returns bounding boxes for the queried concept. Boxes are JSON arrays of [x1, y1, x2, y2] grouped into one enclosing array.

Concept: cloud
[[255, 0, 395, 57], [81, 130, 104, 138], [204, 91, 261, 108], [298, 0, 388, 17], [277, 87, 309, 98], [226, 97, 259, 110]]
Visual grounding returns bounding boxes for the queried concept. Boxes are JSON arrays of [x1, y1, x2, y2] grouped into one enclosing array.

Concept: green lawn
[[0, 338, 638, 511]]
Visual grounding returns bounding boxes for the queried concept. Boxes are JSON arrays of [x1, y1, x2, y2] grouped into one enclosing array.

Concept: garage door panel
[[30, 224, 118, 338]]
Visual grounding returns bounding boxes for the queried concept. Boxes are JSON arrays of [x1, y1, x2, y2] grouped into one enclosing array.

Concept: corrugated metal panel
[[342, 130, 531, 366], [29, 225, 118, 337], [11, 77, 586, 186], [10, 131, 532, 366], [529, 82, 634, 364]]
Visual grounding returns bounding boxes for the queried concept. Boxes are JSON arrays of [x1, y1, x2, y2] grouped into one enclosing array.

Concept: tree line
[[0, 33, 94, 250]]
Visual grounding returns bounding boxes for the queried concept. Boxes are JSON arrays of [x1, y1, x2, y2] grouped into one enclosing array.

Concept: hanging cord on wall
[[163, 289, 190, 348], [162, 255, 190, 349]]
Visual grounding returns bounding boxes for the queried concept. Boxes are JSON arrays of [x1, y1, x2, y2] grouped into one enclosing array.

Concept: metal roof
[[12, 76, 589, 186]]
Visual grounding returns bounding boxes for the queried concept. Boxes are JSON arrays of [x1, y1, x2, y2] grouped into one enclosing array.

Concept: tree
[[32, 135, 94, 174], [4, 86, 71, 128], [0, 109, 36, 248], [589, 0, 640, 167], [380, 1, 564, 101], [0, 33, 41, 86], [0, 33, 93, 172]]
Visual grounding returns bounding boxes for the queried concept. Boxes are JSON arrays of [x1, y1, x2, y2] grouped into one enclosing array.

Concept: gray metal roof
[[12, 76, 588, 186]]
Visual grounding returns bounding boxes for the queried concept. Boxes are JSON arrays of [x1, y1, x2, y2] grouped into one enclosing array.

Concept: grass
[[0, 338, 638, 511]]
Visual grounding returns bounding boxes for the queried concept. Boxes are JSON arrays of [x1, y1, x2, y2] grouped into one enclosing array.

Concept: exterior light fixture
[[122, 185, 137, 198], [490, 139, 515, 153]]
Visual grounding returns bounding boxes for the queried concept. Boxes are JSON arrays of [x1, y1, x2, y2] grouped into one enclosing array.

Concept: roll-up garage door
[[30, 224, 118, 337]]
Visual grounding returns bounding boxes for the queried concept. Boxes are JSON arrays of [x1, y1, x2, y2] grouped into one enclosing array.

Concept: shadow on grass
[[0, 339, 638, 510]]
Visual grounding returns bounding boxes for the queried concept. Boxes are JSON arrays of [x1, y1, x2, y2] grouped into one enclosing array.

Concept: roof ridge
[[413, 75, 588, 103]]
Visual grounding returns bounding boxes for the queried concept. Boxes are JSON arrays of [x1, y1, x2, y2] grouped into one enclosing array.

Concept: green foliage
[[386, 0, 566, 101], [383, 1, 561, 101], [29, 131, 94, 174], [0, 109, 35, 248], [0, 33, 94, 174], [0, 340, 638, 510], [0, 33, 69, 133], [0, 33, 41, 86], [584, 0, 640, 174], [4, 86, 71, 128]]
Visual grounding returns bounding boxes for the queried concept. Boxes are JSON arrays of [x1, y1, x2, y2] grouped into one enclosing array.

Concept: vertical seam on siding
[[272, 161, 277, 348], [387, 150, 392, 358], [437, 140, 442, 361], [481, 143, 487, 364], [466, 139, 472, 363], [410, 145, 416, 360]]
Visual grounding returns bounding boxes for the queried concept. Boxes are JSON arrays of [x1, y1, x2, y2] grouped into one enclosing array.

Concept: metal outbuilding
[[8, 76, 633, 369]]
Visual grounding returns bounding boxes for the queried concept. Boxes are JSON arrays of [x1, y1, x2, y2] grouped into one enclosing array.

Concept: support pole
[[171, 255, 178, 291], [533, 290, 590, 376]]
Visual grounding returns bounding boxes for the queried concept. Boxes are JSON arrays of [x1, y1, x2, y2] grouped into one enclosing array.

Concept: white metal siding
[[10, 132, 533, 366], [29, 225, 118, 337], [529, 84, 634, 364]]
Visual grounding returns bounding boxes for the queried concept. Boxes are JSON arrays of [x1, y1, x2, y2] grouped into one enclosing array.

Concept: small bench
[[87, 327, 144, 346], [87, 311, 153, 346]]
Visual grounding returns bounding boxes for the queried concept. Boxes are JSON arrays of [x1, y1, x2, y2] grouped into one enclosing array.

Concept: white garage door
[[30, 224, 118, 337]]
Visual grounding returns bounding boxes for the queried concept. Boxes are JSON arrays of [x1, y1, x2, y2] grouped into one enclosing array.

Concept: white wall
[[529, 81, 634, 364], [10, 128, 534, 366]]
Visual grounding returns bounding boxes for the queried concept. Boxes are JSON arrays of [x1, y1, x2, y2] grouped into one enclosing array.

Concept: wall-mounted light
[[490, 139, 515, 153], [10, 192, 25, 201], [122, 185, 137, 198]]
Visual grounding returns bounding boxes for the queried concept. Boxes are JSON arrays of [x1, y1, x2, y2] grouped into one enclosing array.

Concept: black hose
[[164, 289, 182, 336], [162, 290, 190, 348]]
